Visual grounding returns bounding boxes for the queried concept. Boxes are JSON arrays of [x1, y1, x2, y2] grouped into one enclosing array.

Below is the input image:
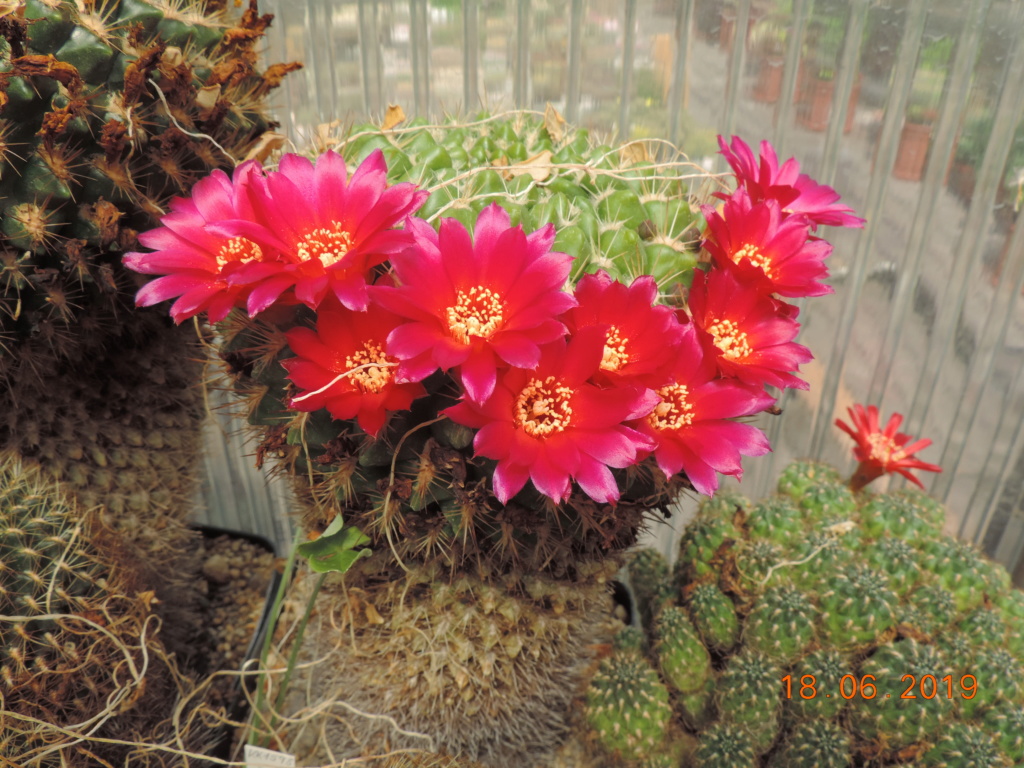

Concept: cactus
[[715, 649, 783, 751], [743, 495, 803, 546], [287, 555, 620, 768], [675, 515, 743, 585], [654, 605, 711, 694], [921, 723, 1010, 768], [584, 648, 673, 763], [697, 489, 750, 523], [694, 722, 758, 768], [768, 719, 852, 768], [850, 639, 953, 751], [686, 581, 739, 653], [818, 565, 898, 649], [0, 454, 178, 765], [626, 547, 673, 628], [794, 478, 857, 526], [741, 584, 815, 662], [0, 0, 296, 376], [776, 460, 841, 498], [578, 458, 1024, 768]]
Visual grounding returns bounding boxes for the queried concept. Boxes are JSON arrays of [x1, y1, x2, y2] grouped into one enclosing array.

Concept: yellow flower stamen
[[514, 376, 574, 437], [600, 325, 630, 372], [296, 222, 354, 267], [648, 384, 694, 430], [867, 434, 907, 465], [343, 342, 393, 394], [215, 236, 263, 268], [707, 318, 752, 361], [733, 243, 775, 279], [446, 286, 505, 344]]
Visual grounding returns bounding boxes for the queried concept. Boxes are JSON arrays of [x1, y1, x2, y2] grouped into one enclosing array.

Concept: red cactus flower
[[702, 190, 833, 298], [218, 149, 427, 315], [282, 298, 426, 438], [630, 324, 774, 495], [375, 204, 576, 403], [565, 271, 684, 387], [835, 404, 942, 490], [717, 135, 865, 230], [444, 327, 659, 504], [124, 160, 268, 323], [687, 268, 812, 390]]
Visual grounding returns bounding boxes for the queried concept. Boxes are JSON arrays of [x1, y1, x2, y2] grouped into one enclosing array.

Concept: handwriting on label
[[243, 744, 296, 767]]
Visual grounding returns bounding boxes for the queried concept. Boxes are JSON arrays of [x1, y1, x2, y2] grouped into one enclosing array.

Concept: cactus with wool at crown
[[577, 458, 1024, 768], [286, 554, 621, 768], [0, 0, 297, 376]]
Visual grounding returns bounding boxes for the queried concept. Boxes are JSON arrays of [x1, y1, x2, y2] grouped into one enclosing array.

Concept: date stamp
[[782, 674, 978, 700]]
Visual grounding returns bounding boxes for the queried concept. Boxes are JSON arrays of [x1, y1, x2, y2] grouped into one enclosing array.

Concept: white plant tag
[[244, 744, 296, 767]]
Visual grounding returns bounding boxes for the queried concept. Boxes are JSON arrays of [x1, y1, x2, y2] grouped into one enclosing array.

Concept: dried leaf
[[364, 603, 385, 625], [243, 131, 287, 163], [544, 103, 567, 142], [195, 84, 221, 118], [314, 119, 343, 152], [160, 46, 184, 68], [620, 141, 652, 165], [382, 103, 406, 131], [507, 150, 553, 182]]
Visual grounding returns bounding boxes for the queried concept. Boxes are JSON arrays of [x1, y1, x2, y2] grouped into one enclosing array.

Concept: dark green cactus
[[768, 718, 852, 768]]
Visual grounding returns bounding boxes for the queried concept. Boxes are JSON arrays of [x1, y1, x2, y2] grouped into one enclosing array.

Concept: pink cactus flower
[[630, 324, 774, 495], [687, 268, 812, 390], [445, 327, 658, 504], [376, 204, 576, 404], [717, 135, 865, 230], [282, 297, 426, 438], [702, 190, 834, 298]]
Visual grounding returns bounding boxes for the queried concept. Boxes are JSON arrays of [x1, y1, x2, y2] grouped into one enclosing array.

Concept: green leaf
[[296, 516, 372, 574]]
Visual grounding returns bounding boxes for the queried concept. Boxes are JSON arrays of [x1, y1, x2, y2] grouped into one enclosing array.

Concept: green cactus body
[[626, 547, 673, 628], [958, 647, 1023, 718], [994, 589, 1024, 659], [716, 650, 783, 744], [776, 460, 842, 499], [894, 488, 947, 532], [0, 0, 293, 374], [744, 496, 803, 546], [921, 538, 998, 613], [861, 494, 941, 545], [795, 479, 857, 526], [676, 516, 742, 584], [900, 584, 957, 638], [585, 650, 672, 762], [697, 490, 750, 524], [768, 718, 852, 768], [686, 581, 740, 653], [733, 539, 783, 594], [850, 639, 953, 751], [864, 535, 922, 597], [679, 672, 717, 730], [957, 607, 1008, 649], [654, 605, 711, 694], [785, 530, 856, 592], [818, 566, 898, 649], [694, 722, 758, 768], [921, 723, 1010, 768], [981, 703, 1024, 763], [785, 648, 852, 720], [742, 584, 815, 662]]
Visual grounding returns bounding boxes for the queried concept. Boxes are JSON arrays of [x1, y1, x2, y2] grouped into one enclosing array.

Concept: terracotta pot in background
[[893, 121, 932, 182], [752, 55, 785, 103]]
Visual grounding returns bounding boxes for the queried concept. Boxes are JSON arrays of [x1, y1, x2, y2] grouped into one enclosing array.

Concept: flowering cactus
[[124, 112, 861, 572]]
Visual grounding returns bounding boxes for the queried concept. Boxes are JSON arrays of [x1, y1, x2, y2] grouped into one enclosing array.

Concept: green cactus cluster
[[221, 110, 707, 577], [580, 459, 1024, 768], [0, 0, 296, 377]]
